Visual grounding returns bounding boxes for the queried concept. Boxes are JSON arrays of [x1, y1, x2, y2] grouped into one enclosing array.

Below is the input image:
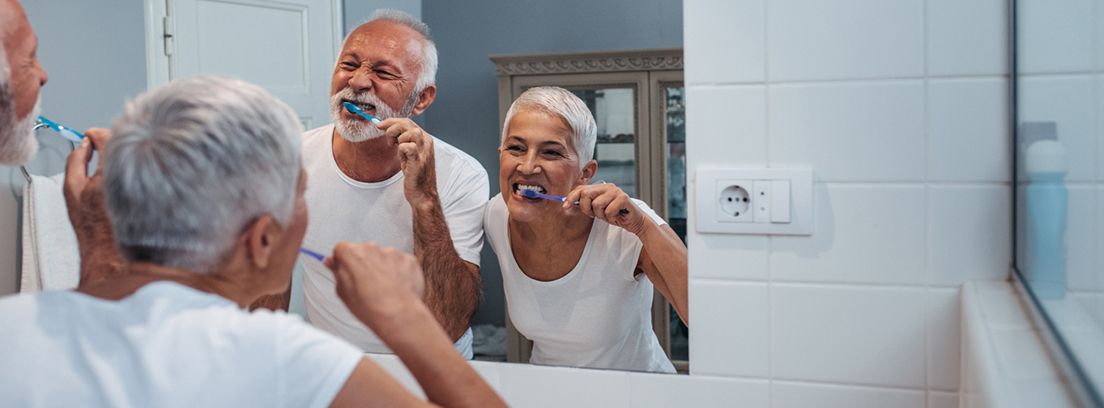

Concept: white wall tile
[[928, 289, 962, 391], [927, 79, 1011, 182], [772, 185, 926, 285], [1017, 0, 1095, 74], [685, 0, 764, 84], [497, 363, 629, 408], [927, 0, 1008, 76], [766, 0, 924, 81], [928, 391, 960, 408], [686, 85, 767, 168], [689, 235, 769, 280], [772, 381, 926, 408], [769, 82, 925, 181], [991, 328, 1061, 381], [928, 186, 1011, 286], [689, 281, 769, 377], [629, 374, 769, 408], [1068, 187, 1100, 291], [1018, 76, 1097, 182], [976, 282, 1032, 330], [1098, 76, 1104, 181], [772, 284, 927, 387]]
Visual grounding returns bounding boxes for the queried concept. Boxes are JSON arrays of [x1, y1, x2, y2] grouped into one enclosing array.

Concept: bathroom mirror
[[1013, 0, 1104, 403]]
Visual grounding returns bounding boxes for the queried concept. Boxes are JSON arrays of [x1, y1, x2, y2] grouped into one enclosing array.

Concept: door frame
[[143, 0, 344, 87]]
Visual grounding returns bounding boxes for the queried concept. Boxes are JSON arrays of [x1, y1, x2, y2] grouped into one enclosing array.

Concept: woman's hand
[[563, 183, 652, 236], [325, 241, 426, 331]]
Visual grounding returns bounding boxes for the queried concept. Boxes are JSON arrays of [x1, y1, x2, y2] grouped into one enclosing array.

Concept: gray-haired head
[[345, 8, 437, 94], [103, 76, 303, 271], [502, 86, 597, 169]]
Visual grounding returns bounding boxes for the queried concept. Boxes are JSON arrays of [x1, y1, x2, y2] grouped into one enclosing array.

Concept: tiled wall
[[685, 0, 1010, 405]]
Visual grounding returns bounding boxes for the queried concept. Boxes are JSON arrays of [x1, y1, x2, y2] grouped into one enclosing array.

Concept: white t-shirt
[[483, 194, 676, 373], [0, 282, 363, 407], [300, 125, 488, 356]]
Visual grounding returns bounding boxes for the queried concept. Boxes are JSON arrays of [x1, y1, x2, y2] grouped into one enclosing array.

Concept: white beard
[[329, 87, 415, 143], [0, 94, 40, 166]]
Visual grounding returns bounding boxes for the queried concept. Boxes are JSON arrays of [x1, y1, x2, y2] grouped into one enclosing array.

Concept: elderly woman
[[0, 77, 504, 407], [484, 86, 688, 373]]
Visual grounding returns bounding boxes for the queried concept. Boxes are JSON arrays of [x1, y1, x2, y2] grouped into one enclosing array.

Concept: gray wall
[[423, 0, 683, 326], [344, 0, 420, 33], [0, 0, 147, 295]]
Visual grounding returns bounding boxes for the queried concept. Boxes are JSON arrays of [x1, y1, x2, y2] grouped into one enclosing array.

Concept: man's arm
[[327, 242, 505, 408], [64, 129, 127, 288], [381, 118, 483, 341], [410, 200, 482, 340]]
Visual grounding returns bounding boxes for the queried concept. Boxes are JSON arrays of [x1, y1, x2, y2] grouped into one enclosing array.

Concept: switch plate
[[695, 167, 813, 235]]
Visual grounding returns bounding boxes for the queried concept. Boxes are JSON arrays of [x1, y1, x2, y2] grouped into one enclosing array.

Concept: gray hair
[[103, 76, 303, 271], [346, 8, 438, 94], [502, 86, 597, 168]]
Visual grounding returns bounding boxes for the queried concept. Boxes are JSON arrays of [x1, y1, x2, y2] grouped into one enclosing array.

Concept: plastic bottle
[[1024, 139, 1068, 299]]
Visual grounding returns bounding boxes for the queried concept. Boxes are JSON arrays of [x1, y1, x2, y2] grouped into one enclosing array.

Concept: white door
[[147, 0, 342, 129]]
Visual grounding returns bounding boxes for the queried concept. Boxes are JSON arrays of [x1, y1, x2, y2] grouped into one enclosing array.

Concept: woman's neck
[[509, 210, 593, 249]]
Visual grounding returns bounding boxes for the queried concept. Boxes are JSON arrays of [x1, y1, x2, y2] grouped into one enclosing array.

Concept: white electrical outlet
[[717, 180, 753, 222], [696, 167, 813, 235]]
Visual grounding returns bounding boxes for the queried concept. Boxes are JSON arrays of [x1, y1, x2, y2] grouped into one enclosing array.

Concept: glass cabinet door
[[662, 84, 688, 362], [570, 88, 638, 196]]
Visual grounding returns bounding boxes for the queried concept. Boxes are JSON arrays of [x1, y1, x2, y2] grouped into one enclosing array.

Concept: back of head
[[103, 76, 302, 271], [352, 8, 437, 93], [502, 86, 598, 168]]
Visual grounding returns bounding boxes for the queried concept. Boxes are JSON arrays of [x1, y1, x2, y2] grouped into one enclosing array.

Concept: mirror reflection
[[3, 5, 687, 402]]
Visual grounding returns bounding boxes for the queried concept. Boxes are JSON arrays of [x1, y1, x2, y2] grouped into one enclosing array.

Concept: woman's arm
[[635, 220, 689, 325]]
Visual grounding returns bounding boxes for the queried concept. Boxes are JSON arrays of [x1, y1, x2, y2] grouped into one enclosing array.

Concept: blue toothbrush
[[36, 116, 84, 143], [299, 247, 327, 262], [520, 189, 629, 216], [342, 102, 383, 124]]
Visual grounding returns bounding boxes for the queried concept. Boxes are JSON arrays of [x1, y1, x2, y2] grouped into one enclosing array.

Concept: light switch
[[753, 181, 771, 223], [770, 180, 791, 223]]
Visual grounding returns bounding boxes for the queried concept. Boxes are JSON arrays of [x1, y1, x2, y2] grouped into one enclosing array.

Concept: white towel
[[20, 173, 80, 292]]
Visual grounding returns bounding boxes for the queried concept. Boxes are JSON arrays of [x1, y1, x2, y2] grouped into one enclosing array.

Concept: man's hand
[[378, 118, 437, 205], [64, 128, 125, 286], [326, 241, 426, 331]]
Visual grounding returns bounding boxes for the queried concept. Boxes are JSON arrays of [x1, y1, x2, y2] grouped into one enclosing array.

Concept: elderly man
[[0, 76, 505, 407], [291, 9, 487, 356], [0, 0, 48, 165]]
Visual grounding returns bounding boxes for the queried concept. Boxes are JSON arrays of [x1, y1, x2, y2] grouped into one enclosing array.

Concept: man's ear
[[579, 160, 598, 183], [410, 85, 437, 116], [245, 215, 279, 270]]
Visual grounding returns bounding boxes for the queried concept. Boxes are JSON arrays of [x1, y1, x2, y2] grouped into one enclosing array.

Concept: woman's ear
[[245, 215, 280, 270], [580, 160, 598, 183]]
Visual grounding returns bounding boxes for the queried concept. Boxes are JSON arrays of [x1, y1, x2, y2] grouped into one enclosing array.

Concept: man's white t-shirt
[[483, 194, 677, 373], [300, 125, 488, 356], [0, 282, 363, 407]]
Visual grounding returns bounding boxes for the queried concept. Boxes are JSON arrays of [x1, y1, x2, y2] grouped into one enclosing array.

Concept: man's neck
[[77, 262, 261, 308], [331, 128, 403, 183]]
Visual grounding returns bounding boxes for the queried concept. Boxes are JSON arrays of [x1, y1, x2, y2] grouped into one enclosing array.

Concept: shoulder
[[630, 198, 666, 226], [301, 124, 335, 147], [483, 194, 508, 244], [432, 136, 488, 182]]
